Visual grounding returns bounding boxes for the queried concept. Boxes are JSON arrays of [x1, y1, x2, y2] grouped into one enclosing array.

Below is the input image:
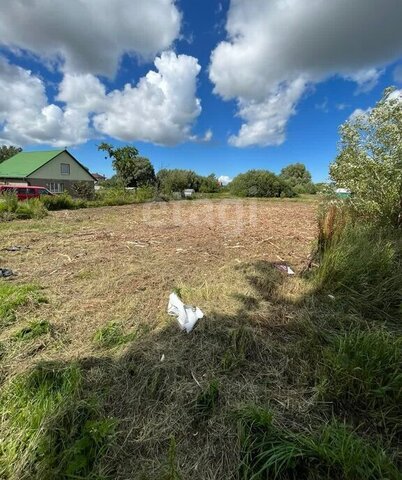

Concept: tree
[[98, 143, 155, 188], [199, 174, 221, 193], [279, 163, 316, 194], [157, 169, 201, 194], [230, 170, 295, 198], [0, 145, 22, 164], [330, 87, 402, 227]]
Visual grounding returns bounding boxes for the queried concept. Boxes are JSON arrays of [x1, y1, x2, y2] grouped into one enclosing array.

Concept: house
[[183, 188, 195, 198], [335, 188, 351, 199], [0, 149, 96, 194], [91, 172, 106, 182]]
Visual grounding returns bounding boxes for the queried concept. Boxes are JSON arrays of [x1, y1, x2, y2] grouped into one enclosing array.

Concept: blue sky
[[0, 0, 402, 182]]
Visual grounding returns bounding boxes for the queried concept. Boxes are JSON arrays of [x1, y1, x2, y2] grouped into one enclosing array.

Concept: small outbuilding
[[0, 149, 96, 194]]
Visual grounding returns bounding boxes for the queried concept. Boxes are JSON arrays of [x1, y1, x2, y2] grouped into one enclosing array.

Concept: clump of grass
[[314, 223, 402, 319], [238, 407, 400, 479], [194, 380, 220, 420], [13, 320, 51, 341], [0, 283, 44, 328], [0, 193, 47, 220], [0, 362, 116, 479], [222, 325, 256, 370], [93, 321, 137, 349], [320, 329, 402, 429], [41, 193, 81, 210]]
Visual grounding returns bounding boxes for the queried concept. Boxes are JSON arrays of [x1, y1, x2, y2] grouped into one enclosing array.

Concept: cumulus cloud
[[0, 0, 181, 76], [0, 52, 202, 147], [218, 175, 232, 186], [210, 0, 402, 147]]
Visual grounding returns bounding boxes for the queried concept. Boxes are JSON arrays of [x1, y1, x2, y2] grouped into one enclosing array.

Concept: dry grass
[[0, 198, 320, 478]]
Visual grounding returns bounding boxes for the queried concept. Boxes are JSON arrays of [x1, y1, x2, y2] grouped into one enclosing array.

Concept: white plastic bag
[[167, 292, 204, 333]]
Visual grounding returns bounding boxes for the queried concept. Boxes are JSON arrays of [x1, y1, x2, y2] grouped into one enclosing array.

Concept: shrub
[[95, 187, 136, 206], [135, 185, 156, 202], [230, 170, 295, 198], [71, 181, 95, 200], [0, 193, 47, 220], [320, 329, 402, 428], [41, 193, 81, 211]]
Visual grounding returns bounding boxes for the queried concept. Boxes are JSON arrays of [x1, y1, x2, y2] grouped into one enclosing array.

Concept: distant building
[[183, 189, 195, 198], [91, 172, 107, 182], [335, 188, 351, 199], [0, 149, 96, 194]]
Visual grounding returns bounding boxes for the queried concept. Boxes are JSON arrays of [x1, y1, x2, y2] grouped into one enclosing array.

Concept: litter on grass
[[0, 268, 16, 278], [167, 292, 204, 333], [274, 263, 295, 275], [2, 246, 29, 252]]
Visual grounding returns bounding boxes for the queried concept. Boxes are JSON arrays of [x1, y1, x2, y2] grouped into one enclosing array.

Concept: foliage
[[230, 169, 295, 198], [238, 409, 400, 480], [98, 143, 156, 188], [0, 193, 47, 221], [0, 145, 22, 164], [320, 329, 402, 429], [71, 181, 95, 200], [279, 162, 317, 194], [330, 87, 402, 227], [157, 169, 201, 194], [41, 193, 84, 211], [314, 221, 402, 319], [199, 174, 221, 193]]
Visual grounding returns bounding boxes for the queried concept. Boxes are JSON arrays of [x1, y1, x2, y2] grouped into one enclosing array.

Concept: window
[[48, 183, 64, 193], [60, 163, 70, 175]]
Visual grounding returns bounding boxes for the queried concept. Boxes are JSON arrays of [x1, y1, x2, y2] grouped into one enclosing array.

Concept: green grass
[[319, 329, 402, 429], [93, 321, 137, 349], [0, 194, 47, 220], [238, 407, 400, 480], [0, 362, 116, 479], [313, 223, 402, 319], [0, 283, 44, 328], [13, 320, 51, 341]]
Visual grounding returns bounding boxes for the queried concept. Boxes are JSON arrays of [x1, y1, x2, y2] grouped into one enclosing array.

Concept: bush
[[94, 187, 136, 206], [0, 193, 47, 220], [71, 182, 95, 200], [320, 329, 402, 428], [41, 193, 83, 211], [230, 170, 295, 198]]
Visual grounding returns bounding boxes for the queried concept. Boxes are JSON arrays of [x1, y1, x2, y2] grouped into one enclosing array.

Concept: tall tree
[[98, 143, 155, 188], [0, 145, 22, 164], [330, 87, 402, 227], [279, 163, 316, 193]]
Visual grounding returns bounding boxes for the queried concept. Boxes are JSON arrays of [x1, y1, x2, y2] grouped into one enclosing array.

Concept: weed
[[194, 380, 220, 420], [320, 329, 402, 429], [0, 283, 44, 328], [93, 321, 137, 349], [13, 320, 51, 341], [238, 408, 400, 480]]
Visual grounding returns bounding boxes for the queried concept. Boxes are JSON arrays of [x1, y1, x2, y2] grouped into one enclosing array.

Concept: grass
[[319, 329, 402, 430], [238, 408, 400, 480], [13, 320, 51, 341], [0, 362, 116, 479], [0, 199, 400, 479], [0, 283, 44, 328], [0, 194, 47, 221], [93, 321, 137, 349]]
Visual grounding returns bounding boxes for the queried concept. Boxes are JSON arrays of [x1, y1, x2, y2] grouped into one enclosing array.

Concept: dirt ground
[[0, 199, 317, 364]]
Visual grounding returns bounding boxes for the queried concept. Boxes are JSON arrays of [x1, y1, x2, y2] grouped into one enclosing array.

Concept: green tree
[[279, 163, 316, 194], [98, 143, 155, 188], [199, 174, 220, 193], [0, 145, 22, 164], [330, 87, 402, 227], [230, 170, 295, 198], [157, 169, 201, 194]]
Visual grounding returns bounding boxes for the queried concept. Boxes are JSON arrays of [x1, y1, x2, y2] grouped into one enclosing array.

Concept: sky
[[0, 0, 402, 182]]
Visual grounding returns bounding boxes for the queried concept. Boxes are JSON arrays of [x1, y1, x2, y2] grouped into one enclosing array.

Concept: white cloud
[[93, 52, 202, 145], [218, 175, 232, 186], [348, 108, 370, 122], [0, 52, 202, 147], [344, 68, 384, 93], [393, 65, 402, 84], [0, 0, 181, 76], [210, 0, 402, 147]]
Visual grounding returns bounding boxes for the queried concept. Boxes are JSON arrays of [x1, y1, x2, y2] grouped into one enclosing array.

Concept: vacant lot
[[0, 199, 316, 363], [1, 199, 325, 479]]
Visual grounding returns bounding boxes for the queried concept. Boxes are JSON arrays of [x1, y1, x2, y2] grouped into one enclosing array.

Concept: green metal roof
[[0, 150, 64, 178]]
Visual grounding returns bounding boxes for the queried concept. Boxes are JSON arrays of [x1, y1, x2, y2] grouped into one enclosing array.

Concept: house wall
[[29, 151, 94, 182], [27, 151, 94, 195]]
